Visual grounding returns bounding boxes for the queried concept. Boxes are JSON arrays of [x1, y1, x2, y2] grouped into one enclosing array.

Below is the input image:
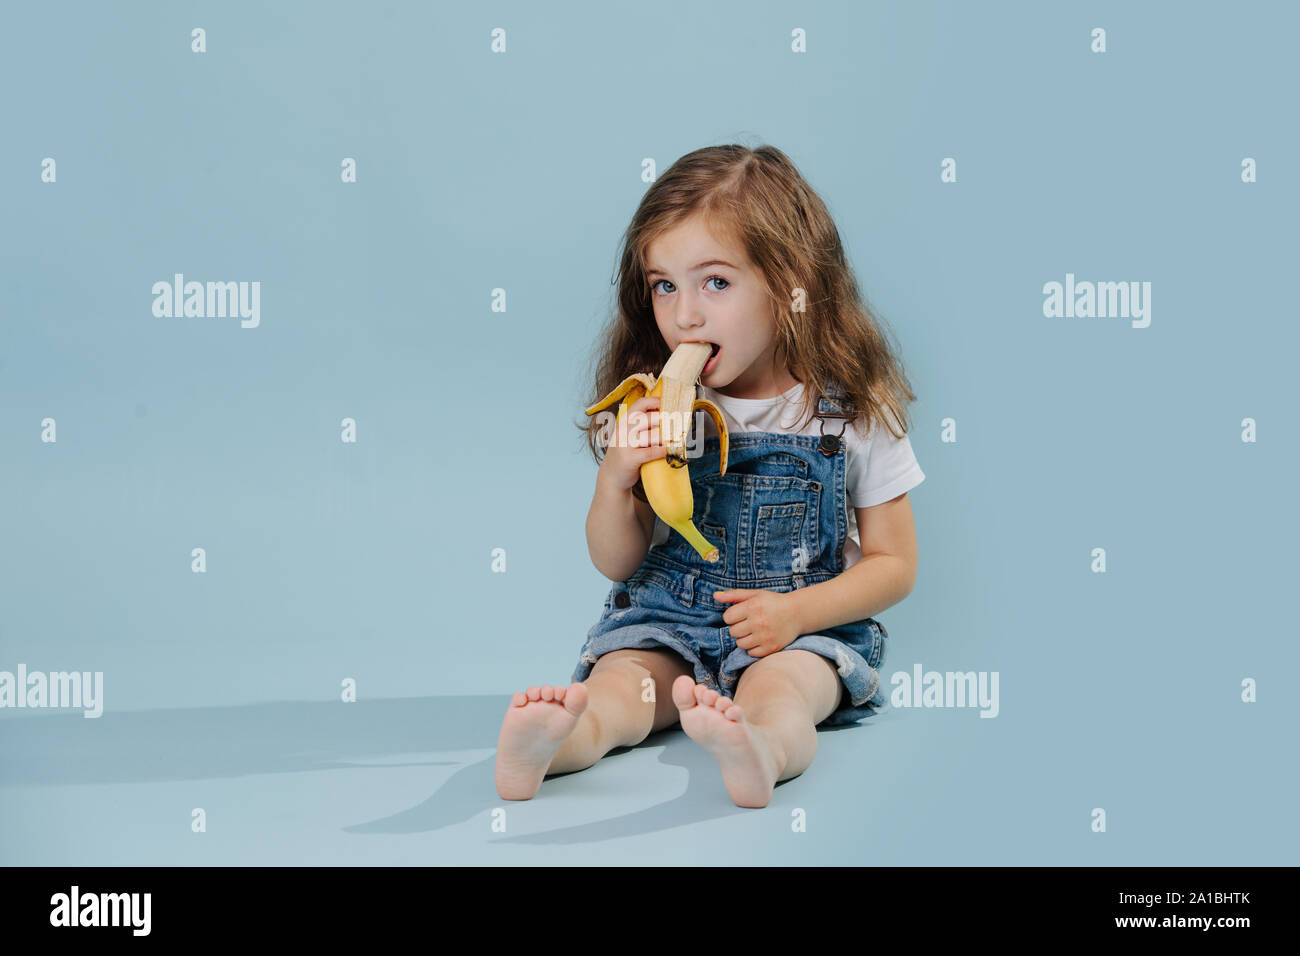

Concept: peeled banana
[[586, 342, 729, 562]]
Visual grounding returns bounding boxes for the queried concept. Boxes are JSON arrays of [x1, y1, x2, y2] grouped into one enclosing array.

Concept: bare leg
[[494, 646, 693, 800], [672, 649, 842, 808]]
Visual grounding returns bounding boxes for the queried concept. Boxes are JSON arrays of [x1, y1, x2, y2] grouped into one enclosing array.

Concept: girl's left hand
[[714, 588, 801, 658]]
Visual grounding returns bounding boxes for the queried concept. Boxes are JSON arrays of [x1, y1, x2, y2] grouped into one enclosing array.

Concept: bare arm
[[787, 492, 918, 633], [586, 476, 656, 582]]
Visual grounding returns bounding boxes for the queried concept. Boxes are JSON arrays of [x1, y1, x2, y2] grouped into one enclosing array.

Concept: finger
[[642, 442, 667, 461], [620, 413, 641, 447], [628, 409, 656, 440], [728, 620, 752, 639], [633, 421, 660, 448], [714, 589, 751, 603]]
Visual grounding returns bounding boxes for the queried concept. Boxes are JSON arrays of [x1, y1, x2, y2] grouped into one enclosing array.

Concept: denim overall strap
[[814, 383, 853, 458]]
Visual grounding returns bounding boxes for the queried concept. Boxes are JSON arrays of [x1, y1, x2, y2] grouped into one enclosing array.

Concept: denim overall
[[571, 387, 890, 727]]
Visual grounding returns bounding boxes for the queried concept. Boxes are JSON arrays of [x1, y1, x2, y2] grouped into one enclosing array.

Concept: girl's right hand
[[597, 395, 667, 494]]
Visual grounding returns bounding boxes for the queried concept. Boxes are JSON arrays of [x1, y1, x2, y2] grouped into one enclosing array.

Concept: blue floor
[[2, 690, 1289, 866]]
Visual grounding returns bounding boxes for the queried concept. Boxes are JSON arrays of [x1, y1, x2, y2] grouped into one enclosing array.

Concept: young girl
[[495, 144, 924, 808]]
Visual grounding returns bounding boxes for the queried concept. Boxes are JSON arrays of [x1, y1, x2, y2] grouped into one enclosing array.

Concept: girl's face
[[644, 215, 798, 400]]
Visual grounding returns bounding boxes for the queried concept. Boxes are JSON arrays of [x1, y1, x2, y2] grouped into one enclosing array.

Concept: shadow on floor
[[0, 695, 867, 841]]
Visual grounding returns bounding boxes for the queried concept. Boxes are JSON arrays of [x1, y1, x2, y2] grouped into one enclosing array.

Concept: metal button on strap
[[817, 411, 850, 457], [614, 592, 631, 608]]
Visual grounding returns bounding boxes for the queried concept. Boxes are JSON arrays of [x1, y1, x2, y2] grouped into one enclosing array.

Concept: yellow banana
[[586, 342, 729, 563]]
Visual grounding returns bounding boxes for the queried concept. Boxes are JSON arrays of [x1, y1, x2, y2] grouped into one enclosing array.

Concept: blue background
[[2, 0, 1295, 865]]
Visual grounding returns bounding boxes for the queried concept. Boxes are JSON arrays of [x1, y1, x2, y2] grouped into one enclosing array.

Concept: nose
[[673, 291, 707, 334]]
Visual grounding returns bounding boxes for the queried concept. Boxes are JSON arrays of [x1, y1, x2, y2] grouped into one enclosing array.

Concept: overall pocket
[[747, 475, 821, 579]]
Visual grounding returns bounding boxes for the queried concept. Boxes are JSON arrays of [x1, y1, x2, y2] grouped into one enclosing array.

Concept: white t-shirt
[[648, 382, 924, 570]]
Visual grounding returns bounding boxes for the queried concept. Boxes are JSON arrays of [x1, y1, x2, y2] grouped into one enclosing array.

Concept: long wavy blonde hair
[[578, 143, 918, 464]]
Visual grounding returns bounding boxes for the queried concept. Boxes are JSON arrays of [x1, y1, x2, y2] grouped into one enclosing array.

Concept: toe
[[540, 686, 555, 701], [565, 682, 588, 714], [526, 686, 540, 701], [672, 675, 697, 709]]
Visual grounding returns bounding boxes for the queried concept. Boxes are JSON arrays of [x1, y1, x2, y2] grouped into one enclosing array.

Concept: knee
[[587, 652, 659, 733], [590, 649, 656, 683], [737, 650, 835, 715]]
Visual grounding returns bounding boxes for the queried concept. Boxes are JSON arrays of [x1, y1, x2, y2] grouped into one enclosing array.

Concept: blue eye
[[650, 276, 729, 296]]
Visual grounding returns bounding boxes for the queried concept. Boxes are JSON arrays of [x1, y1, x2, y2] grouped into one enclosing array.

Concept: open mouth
[[703, 342, 721, 374]]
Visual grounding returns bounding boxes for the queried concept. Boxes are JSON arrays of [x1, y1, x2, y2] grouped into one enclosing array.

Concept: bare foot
[[494, 682, 589, 800], [671, 675, 781, 808]]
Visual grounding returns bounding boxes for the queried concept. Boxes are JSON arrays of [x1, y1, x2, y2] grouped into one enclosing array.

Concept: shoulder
[[841, 410, 889, 454], [843, 411, 925, 508]]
